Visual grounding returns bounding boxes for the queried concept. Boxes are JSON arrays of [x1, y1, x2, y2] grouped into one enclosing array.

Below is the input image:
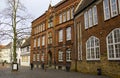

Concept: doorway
[[48, 51, 52, 67]]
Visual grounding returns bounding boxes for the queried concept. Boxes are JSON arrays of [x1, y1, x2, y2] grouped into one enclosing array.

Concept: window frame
[[66, 49, 71, 62], [59, 29, 63, 42], [58, 50, 63, 62], [66, 27, 71, 41], [86, 36, 100, 60], [106, 28, 120, 60]]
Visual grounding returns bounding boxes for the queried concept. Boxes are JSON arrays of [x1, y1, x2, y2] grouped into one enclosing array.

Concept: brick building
[[31, 0, 80, 69], [73, 0, 120, 78]]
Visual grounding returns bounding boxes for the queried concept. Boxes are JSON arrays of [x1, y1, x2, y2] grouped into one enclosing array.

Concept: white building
[[20, 37, 30, 66], [0, 43, 12, 63]]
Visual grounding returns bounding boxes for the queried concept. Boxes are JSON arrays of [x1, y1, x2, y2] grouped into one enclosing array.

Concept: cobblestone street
[[0, 64, 110, 78]]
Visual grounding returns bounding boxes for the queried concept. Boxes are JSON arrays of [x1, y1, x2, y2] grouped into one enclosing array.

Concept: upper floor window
[[48, 16, 53, 28], [48, 32, 52, 44], [66, 49, 71, 62], [58, 50, 63, 62], [59, 14, 62, 24], [86, 36, 100, 60], [63, 12, 66, 22], [38, 37, 40, 47], [70, 7, 74, 19], [107, 28, 120, 60], [67, 9, 70, 21], [103, 0, 110, 20], [103, 0, 119, 20], [92, 6, 98, 25], [84, 5, 98, 29], [34, 39, 36, 48], [59, 29, 63, 42], [66, 27, 71, 41], [110, 0, 118, 17], [42, 36, 45, 46]]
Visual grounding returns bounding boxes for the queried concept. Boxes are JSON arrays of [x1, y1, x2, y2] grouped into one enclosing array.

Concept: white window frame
[[59, 30, 63, 42], [59, 14, 62, 24], [41, 52, 44, 62], [33, 54, 36, 61], [63, 12, 66, 22], [37, 54, 40, 61], [119, 0, 120, 14], [34, 39, 36, 48], [66, 49, 71, 62], [38, 37, 40, 47], [92, 6, 98, 25], [88, 9, 93, 27], [58, 50, 63, 62], [42, 36, 45, 46], [103, 0, 110, 20], [84, 12, 89, 29], [106, 28, 120, 60], [67, 9, 70, 21], [110, 0, 118, 17], [70, 7, 74, 19], [86, 36, 100, 60], [66, 27, 71, 41]]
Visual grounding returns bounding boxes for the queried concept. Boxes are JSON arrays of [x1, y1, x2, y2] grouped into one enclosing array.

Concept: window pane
[[84, 12, 89, 29], [92, 6, 98, 25], [59, 30, 63, 42], [88, 9, 93, 27], [110, 0, 118, 17], [66, 27, 71, 40], [103, 0, 110, 20]]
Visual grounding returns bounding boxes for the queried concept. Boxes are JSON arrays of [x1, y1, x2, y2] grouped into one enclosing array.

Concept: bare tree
[[0, 0, 32, 63]]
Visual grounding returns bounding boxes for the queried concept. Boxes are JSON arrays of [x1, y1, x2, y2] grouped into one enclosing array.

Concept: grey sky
[[0, 0, 61, 45], [0, 0, 61, 19]]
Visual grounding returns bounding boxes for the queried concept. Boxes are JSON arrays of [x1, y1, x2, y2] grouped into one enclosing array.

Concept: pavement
[[0, 64, 110, 78]]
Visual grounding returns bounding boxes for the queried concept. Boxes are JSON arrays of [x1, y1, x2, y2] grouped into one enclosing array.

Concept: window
[[86, 36, 100, 60], [42, 36, 45, 46], [67, 10, 70, 21], [110, 0, 118, 17], [92, 6, 98, 25], [107, 28, 120, 60], [103, 0, 110, 20], [58, 50, 63, 62], [48, 32, 52, 44], [41, 52, 44, 62], [48, 16, 53, 28], [119, 0, 120, 13], [34, 39, 36, 48], [59, 14, 62, 24], [42, 23, 45, 31], [84, 12, 89, 29], [63, 12, 66, 22], [88, 9, 93, 27], [33, 54, 36, 61], [37, 54, 40, 61], [71, 7, 74, 19], [59, 30, 63, 42], [84, 5, 98, 29], [66, 49, 71, 62], [38, 37, 40, 47], [66, 27, 71, 41]]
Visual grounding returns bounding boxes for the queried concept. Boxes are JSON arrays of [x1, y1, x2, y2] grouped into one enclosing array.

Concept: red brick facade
[[74, 0, 120, 78], [31, 0, 80, 69]]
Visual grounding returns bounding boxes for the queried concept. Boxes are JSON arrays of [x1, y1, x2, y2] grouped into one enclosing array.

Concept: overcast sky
[[0, 0, 61, 19], [0, 0, 61, 45]]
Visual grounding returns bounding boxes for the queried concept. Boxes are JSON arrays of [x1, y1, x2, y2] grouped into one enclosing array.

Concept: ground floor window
[[66, 49, 71, 62], [107, 28, 120, 60], [58, 50, 63, 62], [86, 36, 100, 60]]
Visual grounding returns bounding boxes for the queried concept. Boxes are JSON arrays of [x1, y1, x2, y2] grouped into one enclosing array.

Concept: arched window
[[86, 36, 100, 60], [66, 49, 71, 62], [107, 28, 120, 60], [58, 50, 63, 62]]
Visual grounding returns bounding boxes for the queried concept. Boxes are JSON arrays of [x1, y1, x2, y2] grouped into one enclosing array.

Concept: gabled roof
[[21, 37, 31, 48], [74, 0, 97, 16]]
